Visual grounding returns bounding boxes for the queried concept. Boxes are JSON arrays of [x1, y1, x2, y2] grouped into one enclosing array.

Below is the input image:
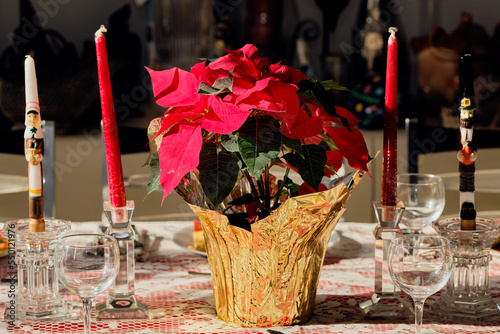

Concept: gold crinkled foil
[[188, 169, 366, 328]]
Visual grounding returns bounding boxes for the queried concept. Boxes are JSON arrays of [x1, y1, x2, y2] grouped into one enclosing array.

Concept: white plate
[[172, 226, 207, 257], [328, 230, 341, 248], [173, 226, 341, 256], [0, 174, 28, 195]]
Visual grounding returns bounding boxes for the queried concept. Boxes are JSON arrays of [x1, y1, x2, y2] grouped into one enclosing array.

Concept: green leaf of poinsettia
[[321, 80, 349, 91], [146, 152, 161, 196], [296, 79, 351, 131], [198, 77, 233, 95], [198, 142, 240, 208], [320, 132, 338, 150], [294, 144, 327, 190], [278, 176, 299, 195], [296, 90, 318, 105], [282, 135, 303, 157], [238, 116, 281, 179], [221, 133, 239, 152]]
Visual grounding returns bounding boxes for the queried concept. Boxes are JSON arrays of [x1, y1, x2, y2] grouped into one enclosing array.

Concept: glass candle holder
[[96, 200, 149, 319], [2, 218, 71, 322], [359, 201, 412, 318], [432, 217, 500, 322]]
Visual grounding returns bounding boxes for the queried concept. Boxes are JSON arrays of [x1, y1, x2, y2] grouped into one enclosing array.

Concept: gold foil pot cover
[[189, 169, 366, 327]]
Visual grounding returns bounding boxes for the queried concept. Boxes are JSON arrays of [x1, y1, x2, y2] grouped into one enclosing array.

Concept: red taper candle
[[95, 25, 126, 208], [381, 27, 398, 207]]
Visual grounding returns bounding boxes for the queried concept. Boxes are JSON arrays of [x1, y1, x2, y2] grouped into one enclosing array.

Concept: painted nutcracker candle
[[24, 55, 45, 233], [457, 54, 477, 230]]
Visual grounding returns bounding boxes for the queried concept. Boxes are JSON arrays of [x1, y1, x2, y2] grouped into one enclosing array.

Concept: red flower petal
[[209, 44, 270, 80], [236, 79, 301, 130], [240, 44, 260, 60], [231, 77, 256, 97], [268, 63, 310, 84], [146, 67, 198, 107], [298, 182, 328, 195], [280, 109, 323, 139], [235, 77, 272, 106], [326, 150, 344, 173], [208, 49, 244, 71], [151, 107, 200, 141], [335, 106, 362, 127], [190, 61, 206, 80], [158, 123, 202, 201], [201, 96, 251, 133], [276, 161, 299, 175], [191, 61, 230, 85], [247, 200, 264, 222], [326, 125, 369, 172], [317, 105, 362, 128]]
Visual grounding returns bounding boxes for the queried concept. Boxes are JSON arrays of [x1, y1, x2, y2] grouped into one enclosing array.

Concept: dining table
[[1, 220, 500, 333], [0, 175, 28, 195]]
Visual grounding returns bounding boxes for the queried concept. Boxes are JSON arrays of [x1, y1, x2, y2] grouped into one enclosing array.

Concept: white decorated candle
[[24, 55, 44, 199]]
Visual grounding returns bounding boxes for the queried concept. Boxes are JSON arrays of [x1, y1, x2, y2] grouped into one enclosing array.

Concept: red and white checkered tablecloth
[[1, 221, 500, 333]]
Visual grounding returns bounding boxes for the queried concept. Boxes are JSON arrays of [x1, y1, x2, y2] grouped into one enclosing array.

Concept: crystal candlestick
[[432, 217, 500, 322], [96, 200, 149, 319], [3, 219, 71, 322], [360, 201, 411, 318]]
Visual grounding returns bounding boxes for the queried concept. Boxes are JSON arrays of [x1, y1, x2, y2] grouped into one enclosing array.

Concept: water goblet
[[388, 235, 452, 334], [397, 173, 445, 233], [55, 234, 120, 334]]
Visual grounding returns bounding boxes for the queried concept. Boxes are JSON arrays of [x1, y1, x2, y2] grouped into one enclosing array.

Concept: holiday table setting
[[3, 23, 500, 334]]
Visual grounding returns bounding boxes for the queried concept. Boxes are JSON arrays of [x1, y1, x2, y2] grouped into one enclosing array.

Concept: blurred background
[[0, 0, 499, 223]]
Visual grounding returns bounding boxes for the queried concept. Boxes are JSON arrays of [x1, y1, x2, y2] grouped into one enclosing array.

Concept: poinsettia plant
[[146, 44, 369, 225]]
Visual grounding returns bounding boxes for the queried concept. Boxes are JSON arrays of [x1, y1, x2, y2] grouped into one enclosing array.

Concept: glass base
[[99, 201, 149, 319], [432, 217, 500, 322], [431, 295, 500, 322], [2, 218, 71, 322], [360, 293, 412, 318], [4, 299, 69, 322], [96, 294, 149, 319], [360, 201, 411, 318]]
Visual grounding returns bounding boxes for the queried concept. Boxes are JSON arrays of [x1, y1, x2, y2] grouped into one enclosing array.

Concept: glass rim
[[391, 234, 450, 249], [57, 233, 117, 248], [397, 173, 443, 186]]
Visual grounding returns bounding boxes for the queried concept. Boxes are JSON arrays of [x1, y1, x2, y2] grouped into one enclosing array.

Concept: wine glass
[[55, 234, 119, 334], [397, 173, 445, 233], [388, 235, 452, 334]]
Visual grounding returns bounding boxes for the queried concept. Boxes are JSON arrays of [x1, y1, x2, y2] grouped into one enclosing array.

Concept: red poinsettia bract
[[146, 44, 369, 205]]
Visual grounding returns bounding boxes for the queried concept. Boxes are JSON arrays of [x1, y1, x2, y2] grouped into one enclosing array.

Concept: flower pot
[[188, 171, 364, 327]]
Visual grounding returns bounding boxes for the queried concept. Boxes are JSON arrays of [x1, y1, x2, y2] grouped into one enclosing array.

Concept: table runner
[[1, 221, 500, 333]]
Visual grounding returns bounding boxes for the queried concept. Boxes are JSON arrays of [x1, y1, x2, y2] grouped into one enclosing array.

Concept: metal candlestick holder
[[432, 217, 500, 322], [360, 201, 411, 318], [3, 218, 71, 322], [96, 200, 149, 319]]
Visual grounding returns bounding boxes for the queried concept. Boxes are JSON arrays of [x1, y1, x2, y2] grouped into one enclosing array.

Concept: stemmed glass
[[397, 173, 445, 233], [388, 235, 452, 334], [55, 234, 120, 334]]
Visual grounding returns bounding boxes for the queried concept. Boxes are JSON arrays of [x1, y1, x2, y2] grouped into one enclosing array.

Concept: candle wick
[[95, 25, 108, 37], [388, 27, 398, 38]]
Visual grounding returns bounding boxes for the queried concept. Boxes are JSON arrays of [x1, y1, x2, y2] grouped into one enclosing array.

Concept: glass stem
[[82, 297, 94, 334], [414, 298, 425, 334]]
